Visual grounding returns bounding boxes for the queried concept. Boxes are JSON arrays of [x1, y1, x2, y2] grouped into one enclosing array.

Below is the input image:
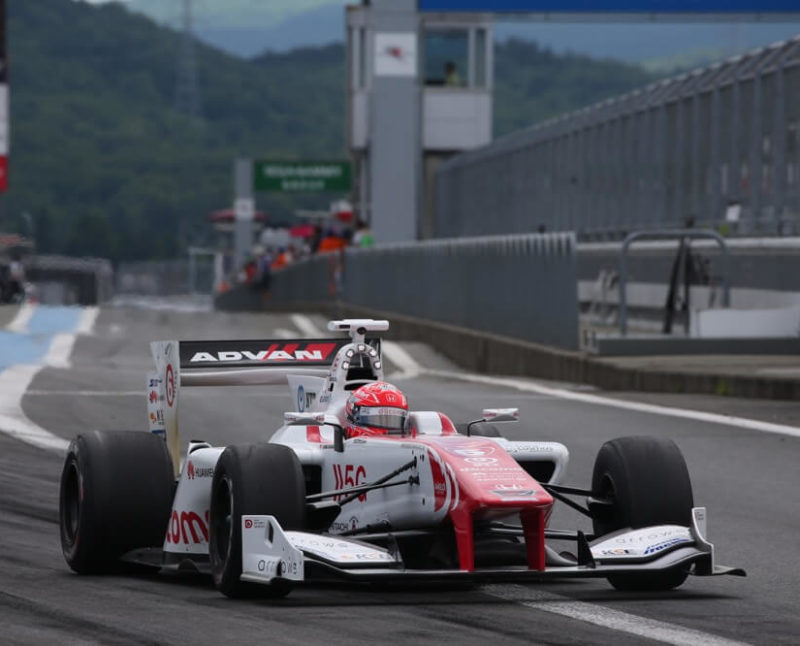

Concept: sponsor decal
[[644, 537, 691, 555], [244, 519, 253, 529], [187, 342, 338, 364], [186, 461, 214, 479], [506, 444, 554, 454], [454, 448, 491, 457], [464, 457, 498, 466], [492, 484, 536, 498], [599, 548, 633, 556], [291, 535, 393, 563], [255, 556, 296, 577], [429, 455, 448, 512], [332, 464, 367, 502], [613, 529, 686, 545], [165, 364, 175, 407], [339, 551, 391, 561], [296, 386, 316, 413], [165, 510, 209, 545]]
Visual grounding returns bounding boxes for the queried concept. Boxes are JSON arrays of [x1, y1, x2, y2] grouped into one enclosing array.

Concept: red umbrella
[[208, 208, 267, 223], [289, 224, 315, 238]]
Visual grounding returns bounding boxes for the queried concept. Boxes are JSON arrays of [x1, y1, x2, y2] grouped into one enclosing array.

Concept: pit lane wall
[[216, 232, 580, 351]]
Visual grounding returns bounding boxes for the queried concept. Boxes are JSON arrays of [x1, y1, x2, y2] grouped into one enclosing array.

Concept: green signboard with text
[[253, 160, 351, 193]]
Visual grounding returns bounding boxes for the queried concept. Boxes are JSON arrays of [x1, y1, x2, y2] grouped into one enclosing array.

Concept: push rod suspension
[[306, 458, 418, 504]]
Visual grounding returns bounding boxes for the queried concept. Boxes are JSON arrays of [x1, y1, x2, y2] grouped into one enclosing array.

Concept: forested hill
[[6, 0, 654, 261]]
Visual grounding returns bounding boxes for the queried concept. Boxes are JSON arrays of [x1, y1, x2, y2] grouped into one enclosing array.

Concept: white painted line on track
[[75, 306, 99, 335], [424, 369, 800, 439], [0, 365, 70, 452], [44, 333, 76, 368], [382, 341, 422, 379], [290, 314, 322, 338], [6, 303, 35, 333], [274, 328, 294, 339], [0, 306, 102, 452], [41, 309, 98, 368], [483, 585, 751, 646]]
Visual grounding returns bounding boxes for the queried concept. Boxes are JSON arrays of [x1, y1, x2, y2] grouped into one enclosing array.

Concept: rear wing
[[147, 335, 380, 476]]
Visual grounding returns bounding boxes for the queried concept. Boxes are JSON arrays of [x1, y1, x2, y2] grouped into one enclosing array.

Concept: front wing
[[239, 508, 745, 586]]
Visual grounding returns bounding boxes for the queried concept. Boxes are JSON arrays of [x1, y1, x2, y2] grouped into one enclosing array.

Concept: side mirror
[[482, 408, 519, 423], [284, 412, 326, 426], [466, 408, 520, 436], [286, 412, 345, 452]]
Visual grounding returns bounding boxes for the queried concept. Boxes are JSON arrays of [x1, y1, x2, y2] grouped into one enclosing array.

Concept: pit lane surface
[[1, 306, 799, 645]]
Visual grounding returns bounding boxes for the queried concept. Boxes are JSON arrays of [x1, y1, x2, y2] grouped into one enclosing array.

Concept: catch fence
[[436, 37, 800, 239]]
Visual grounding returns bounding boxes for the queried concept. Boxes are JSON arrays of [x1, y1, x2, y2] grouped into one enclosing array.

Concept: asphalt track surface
[[2, 305, 800, 645]]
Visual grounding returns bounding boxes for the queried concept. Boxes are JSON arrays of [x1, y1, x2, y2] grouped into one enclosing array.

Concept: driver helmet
[[345, 382, 409, 436]]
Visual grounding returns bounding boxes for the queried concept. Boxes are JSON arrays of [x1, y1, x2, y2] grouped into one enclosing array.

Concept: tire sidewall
[[209, 444, 306, 598], [591, 435, 694, 537], [58, 431, 174, 574], [590, 435, 695, 591]]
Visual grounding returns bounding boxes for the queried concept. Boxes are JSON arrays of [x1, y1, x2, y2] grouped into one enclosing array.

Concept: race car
[[59, 319, 745, 598]]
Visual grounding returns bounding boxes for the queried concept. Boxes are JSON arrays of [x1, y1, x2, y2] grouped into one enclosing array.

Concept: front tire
[[59, 431, 174, 574], [209, 443, 306, 598], [591, 435, 694, 591]]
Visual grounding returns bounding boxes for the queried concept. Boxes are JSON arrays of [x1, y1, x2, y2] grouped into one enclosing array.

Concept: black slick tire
[[59, 431, 174, 574], [209, 443, 306, 599], [590, 435, 694, 591]]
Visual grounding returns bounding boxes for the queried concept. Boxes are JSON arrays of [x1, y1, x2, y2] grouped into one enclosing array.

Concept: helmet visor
[[353, 406, 408, 431]]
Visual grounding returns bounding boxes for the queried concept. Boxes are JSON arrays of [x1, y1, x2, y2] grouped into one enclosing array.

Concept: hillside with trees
[[5, 0, 655, 261]]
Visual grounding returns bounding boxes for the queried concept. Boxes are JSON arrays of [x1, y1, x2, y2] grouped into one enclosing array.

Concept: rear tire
[[591, 435, 694, 591], [59, 431, 174, 574], [209, 443, 306, 598]]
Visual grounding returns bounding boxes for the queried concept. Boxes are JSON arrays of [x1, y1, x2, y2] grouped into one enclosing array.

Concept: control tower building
[[346, 0, 492, 242]]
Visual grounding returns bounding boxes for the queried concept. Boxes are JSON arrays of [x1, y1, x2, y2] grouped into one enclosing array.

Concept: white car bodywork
[[144, 319, 739, 586]]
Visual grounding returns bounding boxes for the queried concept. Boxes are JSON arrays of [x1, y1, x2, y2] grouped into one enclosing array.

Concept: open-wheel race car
[[59, 319, 745, 598]]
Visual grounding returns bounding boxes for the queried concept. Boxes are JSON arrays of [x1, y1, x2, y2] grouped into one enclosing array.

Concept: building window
[[424, 29, 468, 87], [474, 28, 487, 88]]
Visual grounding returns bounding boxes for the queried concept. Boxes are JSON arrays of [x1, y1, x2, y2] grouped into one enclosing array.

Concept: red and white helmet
[[345, 382, 409, 434]]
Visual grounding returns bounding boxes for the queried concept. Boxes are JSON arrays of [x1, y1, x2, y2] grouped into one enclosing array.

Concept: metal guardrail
[[618, 230, 731, 336], [265, 233, 579, 350]]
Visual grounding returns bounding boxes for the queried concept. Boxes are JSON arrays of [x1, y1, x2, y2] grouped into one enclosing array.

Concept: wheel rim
[[593, 473, 620, 533], [212, 477, 233, 566], [61, 461, 81, 547]]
